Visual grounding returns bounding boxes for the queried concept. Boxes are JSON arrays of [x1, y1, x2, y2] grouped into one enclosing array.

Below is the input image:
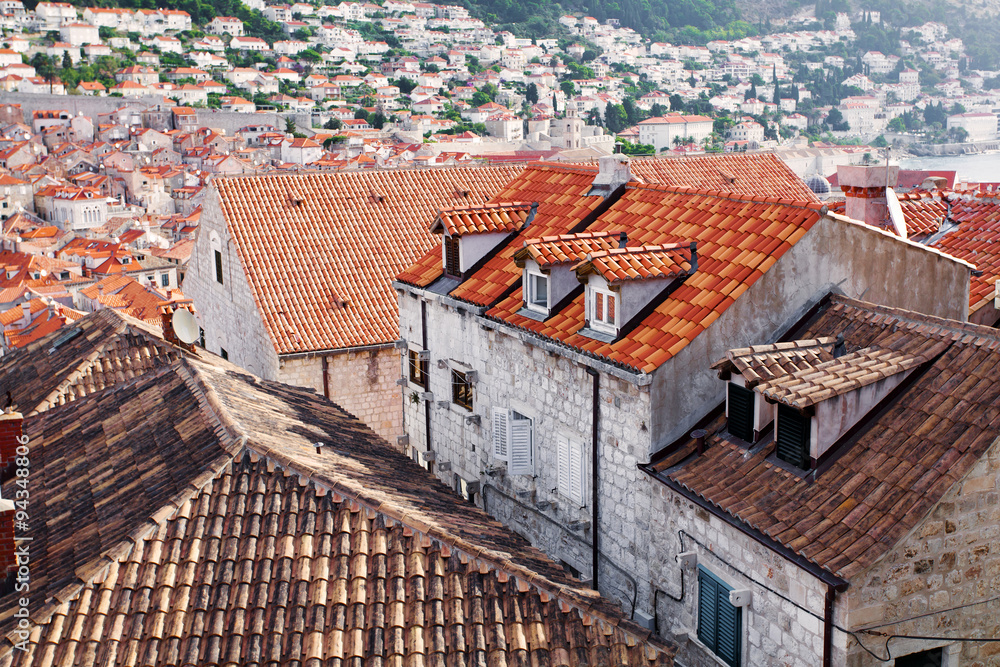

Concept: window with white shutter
[[508, 412, 533, 476], [557, 435, 585, 505], [492, 407, 509, 461]]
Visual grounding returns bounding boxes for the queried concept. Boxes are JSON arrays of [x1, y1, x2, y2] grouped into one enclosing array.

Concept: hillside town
[[0, 1, 999, 666]]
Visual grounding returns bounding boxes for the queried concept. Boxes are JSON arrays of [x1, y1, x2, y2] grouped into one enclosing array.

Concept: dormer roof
[[430, 201, 534, 236], [755, 345, 935, 409], [514, 231, 622, 268], [573, 243, 695, 284], [712, 337, 837, 386]]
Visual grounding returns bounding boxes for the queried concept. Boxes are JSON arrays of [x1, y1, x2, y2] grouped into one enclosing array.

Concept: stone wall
[[647, 483, 844, 667], [846, 435, 1000, 666], [182, 186, 281, 380], [278, 348, 404, 445]]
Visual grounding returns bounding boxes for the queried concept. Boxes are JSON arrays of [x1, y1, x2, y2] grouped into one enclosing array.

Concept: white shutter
[[508, 416, 533, 476], [557, 435, 571, 498], [491, 407, 509, 461], [569, 439, 585, 505]]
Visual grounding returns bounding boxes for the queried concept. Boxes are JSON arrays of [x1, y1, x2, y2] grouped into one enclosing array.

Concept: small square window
[[451, 369, 473, 410], [408, 349, 428, 388], [590, 287, 617, 332], [526, 271, 548, 311]]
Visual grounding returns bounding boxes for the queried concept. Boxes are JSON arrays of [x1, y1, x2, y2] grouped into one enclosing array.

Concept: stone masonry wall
[[182, 186, 280, 380], [278, 349, 403, 446], [846, 435, 1000, 667], [399, 287, 848, 667], [647, 483, 845, 667], [399, 290, 655, 610]]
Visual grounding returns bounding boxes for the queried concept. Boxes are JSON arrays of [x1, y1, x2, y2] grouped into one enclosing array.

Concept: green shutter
[[697, 569, 717, 648], [776, 404, 810, 469], [698, 567, 741, 667], [726, 383, 754, 442]]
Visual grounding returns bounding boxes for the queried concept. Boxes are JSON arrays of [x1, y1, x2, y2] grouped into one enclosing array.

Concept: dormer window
[[526, 270, 548, 311], [431, 201, 536, 282], [590, 286, 617, 332]]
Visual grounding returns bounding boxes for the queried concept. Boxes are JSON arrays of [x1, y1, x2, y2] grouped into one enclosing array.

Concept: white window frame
[[492, 408, 534, 475], [525, 270, 549, 313], [589, 285, 618, 334], [557, 435, 585, 506]]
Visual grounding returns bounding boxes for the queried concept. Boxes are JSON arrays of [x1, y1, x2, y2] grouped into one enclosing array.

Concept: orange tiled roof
[[575, 243, 696, 284], [515, 231, 624, 268], [929, 196, 1000, 313], [486, 184, 823, 373], [404, 164, 608, 302], [430, 201, 533, 236], [215, 166, 525, 355], [628, 153, 819, 202]]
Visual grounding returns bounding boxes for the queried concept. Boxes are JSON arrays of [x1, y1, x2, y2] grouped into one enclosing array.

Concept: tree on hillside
[[604, 103, 628, 133], [526, 83, 538, 105]]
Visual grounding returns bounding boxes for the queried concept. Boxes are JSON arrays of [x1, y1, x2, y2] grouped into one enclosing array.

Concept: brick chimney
[[837, 165, 899, 231], [0, 410, 22, 472]]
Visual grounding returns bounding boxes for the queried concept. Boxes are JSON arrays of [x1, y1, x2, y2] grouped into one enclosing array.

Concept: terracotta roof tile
[[0, 311, 675, 666], [575, 243, 696, 284], [486, 184, 823, 372], [215, 166, 524, 355], [430, 201, 533, 236], [652, 296, 1000, 579], [516, 231, 623, 268]]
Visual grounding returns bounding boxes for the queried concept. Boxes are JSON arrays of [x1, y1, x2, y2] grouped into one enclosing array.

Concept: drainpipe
[[585, 366, 600, 591], [421, 300, 432, 454], [321, 355, 330, 399], [823, 583, 839, 667]]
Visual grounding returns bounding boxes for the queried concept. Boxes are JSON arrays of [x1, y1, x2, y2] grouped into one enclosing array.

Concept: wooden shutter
[[569, 439, 584, 505], [444, 235, 460, 277], [492, 407, 509, 461], [508, 415, 533, 475], [726, 383, 754, 442], [697, 569, 718, 649], [557, 435, 571, 497], [698, 567, 741, 667], [776, 403, 810, 469]]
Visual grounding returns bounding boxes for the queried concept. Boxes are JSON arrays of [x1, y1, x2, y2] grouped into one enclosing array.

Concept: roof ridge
[[830, 295, 1000, 346], [626, 181, 826, 211]]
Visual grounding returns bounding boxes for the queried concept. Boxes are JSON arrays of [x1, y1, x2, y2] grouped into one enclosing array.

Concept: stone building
[[183, 165, 525, 442], [393, 156, 974, 666]]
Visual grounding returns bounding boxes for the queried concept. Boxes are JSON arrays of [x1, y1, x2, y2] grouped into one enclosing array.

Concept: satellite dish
[[171, 308, 199, 345], [886, 187, 907, 240]]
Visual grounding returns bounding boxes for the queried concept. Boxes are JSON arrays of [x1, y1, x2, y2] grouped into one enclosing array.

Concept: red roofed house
[[393, 155, 973, 666], [183, 165, 528, 443]]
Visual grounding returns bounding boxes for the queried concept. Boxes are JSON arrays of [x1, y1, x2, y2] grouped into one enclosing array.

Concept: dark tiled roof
[[712, 338, 836, 386], [0, 312, 675, 666], [649, 295, 1000, 580]]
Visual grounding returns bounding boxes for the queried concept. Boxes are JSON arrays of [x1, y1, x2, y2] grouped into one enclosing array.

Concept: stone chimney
[[588, 154, 632, 198], [18, 302, 30, 328], [837, 164, 899, 231]]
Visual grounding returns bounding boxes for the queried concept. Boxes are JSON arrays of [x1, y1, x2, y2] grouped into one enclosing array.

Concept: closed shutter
[[508, 415, 533, 475], [698, 566, 741, 667], [569, 439, 584, 505], [776, 403, 810, 469], [444, 235, 460, 277], [214, 249, 223, 284], [557, 436, 571, 497], [492, 407, 509, 461], [726, 383, 754, 442]]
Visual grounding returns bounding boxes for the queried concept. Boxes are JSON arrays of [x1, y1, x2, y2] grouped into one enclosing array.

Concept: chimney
[[0, 410, 23, 473], [836, 164, 899, 230], [588, 154, 632, 198], [618, 232, 628, 248], [19, 302, 30, 328]]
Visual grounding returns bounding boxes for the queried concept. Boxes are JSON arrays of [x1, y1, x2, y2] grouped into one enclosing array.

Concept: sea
[[898, 153, 1000, 184]]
